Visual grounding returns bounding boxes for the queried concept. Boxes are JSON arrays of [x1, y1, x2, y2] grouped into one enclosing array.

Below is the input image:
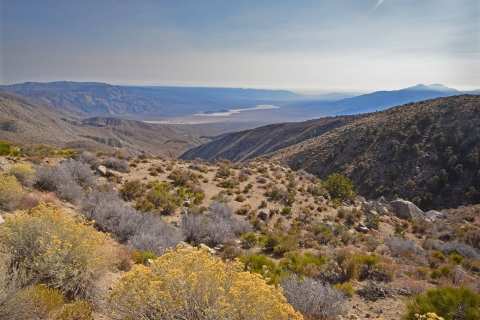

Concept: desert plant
[[281, 275, 346, 319], [77, 151, 100, 169], [8, 163, 36, 187], [0, 203, 111, 298], [240, 253, 285, 284], [0, 174, 24, 211], [404, 286, 480, 320], [107, 247, 302, 320], [120, 180, 145, 201], [35, 160, 94, 203], [181, 201, 251, 245], [82, 190, 182, 255], [102, 157, 130, 173], [325, 173, 354, 200]]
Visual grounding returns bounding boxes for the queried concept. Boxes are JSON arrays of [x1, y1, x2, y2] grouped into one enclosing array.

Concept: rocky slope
[[180, 114, 365, 162], [265, 95, 480, 210]]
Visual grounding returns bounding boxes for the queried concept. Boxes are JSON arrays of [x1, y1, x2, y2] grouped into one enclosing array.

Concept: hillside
[[265, 95, 480, 210], [0, 92, 208, 157], [2, 150, 480, 319], [180, 114, 365, 162]]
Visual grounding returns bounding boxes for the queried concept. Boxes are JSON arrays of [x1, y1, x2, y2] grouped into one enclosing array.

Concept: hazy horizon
[[1, 0, 478, 93]]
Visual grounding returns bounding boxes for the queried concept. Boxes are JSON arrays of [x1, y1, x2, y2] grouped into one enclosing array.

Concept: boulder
[[258, 209, 269, 221], [377, 196, 388, 204], [390, 198, 426, 220], [357, 222, 369, 233], [425, 210, 444, 222], [96, 165, 107, 176]]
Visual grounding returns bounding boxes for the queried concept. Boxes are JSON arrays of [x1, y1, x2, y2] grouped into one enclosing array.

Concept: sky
[[0, 0, 479, 93]]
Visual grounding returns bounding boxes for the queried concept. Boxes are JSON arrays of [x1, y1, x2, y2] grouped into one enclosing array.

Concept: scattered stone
[[390, 198, 426, 220], [258, 209, 269, 221], [377, 196, 388, 204], [198, 243, 216, 254], [183, 200, 191, 207], [357, 223, 369, 233], [178, 241, 192, 249], [145, 259, 153, 267], [214, 244, 225, 252], [0, 215, 4, 224], [318, 196, 325, 202], [181, 210, 188, 215], [97, 165, 107, 176], [398, 288, 412, 296]]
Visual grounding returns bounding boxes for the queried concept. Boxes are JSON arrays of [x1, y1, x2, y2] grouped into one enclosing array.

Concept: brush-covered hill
[[180, 114, 365, 162], [0, 81, 166, 118], [265, 95, 480, 210], [0, 91, 208, 157]]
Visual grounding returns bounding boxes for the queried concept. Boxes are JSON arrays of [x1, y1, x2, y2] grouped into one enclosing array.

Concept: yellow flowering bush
[[8, 163, 36, 187], [416, 313, 445, 320], [0, 174, 24, 211], [0, 203, 111, 298], [108, 246, 303, 320]]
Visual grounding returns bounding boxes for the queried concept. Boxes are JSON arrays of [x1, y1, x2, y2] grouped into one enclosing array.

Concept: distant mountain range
[[292, 84, 480, 116], [1, 81, 476, 121]]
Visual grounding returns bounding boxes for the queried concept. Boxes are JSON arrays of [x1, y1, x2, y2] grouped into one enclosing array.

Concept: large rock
[[96, 165, 107, 176], [390, 199, 426, 220], [426, 210, 444, 222], [258, 209, 269, 221]]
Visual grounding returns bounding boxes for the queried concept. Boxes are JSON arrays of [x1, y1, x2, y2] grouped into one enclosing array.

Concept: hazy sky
[[1, 0, 478, 92]]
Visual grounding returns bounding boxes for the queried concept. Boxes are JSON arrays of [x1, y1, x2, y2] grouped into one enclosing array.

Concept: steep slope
[[265, 95, 480, 210], [180, 114, 365, 162]]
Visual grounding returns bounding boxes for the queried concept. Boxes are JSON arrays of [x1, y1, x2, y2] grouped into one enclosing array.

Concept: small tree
[[325, 173, 354, 200]]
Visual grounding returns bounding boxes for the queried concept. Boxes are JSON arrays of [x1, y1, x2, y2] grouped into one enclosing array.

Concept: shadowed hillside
[[180, 114, 365, 162], [266, 95, 480, 210]]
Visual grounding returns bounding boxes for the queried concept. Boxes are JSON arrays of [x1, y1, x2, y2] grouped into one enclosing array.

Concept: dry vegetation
[[0, 141, 480, 319]]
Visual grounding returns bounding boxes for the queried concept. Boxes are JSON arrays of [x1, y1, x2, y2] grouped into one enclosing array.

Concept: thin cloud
[[375, 0, 385, 8]]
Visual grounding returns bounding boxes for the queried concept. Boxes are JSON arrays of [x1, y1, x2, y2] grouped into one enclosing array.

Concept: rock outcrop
[[390, 199, 426, 220]]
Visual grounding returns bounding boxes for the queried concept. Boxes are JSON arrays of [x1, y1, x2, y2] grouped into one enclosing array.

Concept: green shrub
[[0, 174, 24, 211], [131, 250, 157, 264], [0, 141, 12, 155], [404, 286, 480, 320], [280, 251, 327, 277], [240, 253, 285, 284], [55, 300, 94, 320], [430, 265, 453, 279], [120, 180, 144, 201], [0, 203, 111, 298], [325, 173, 355, 200], [333, 281, 355, 297], [240, 232, 258, 248]]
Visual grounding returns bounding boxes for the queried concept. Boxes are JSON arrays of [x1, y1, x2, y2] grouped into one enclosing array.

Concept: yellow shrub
[[0, 203, 111, 298], [8, 163, 36, 187], [108, 246, 303, 320], [0, 174, 24, 211]]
